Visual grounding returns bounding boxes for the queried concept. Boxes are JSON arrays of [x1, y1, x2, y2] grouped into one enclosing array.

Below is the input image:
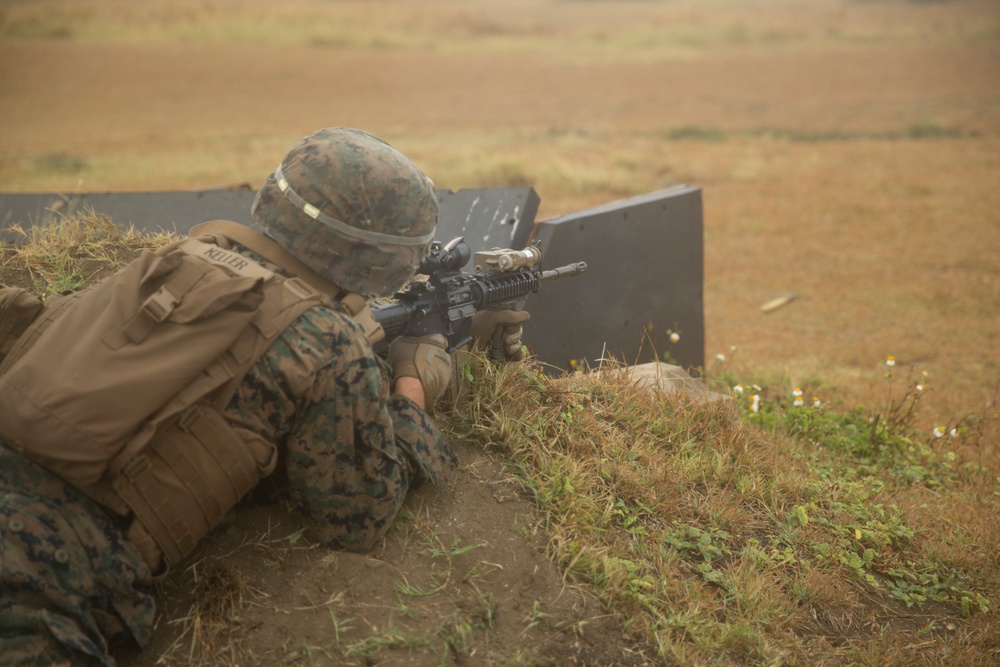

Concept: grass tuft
[[0, 211, 174, 296], [443, 352, 999, 664]]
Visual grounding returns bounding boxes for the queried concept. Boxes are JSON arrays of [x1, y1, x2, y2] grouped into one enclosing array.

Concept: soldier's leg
[[1, 451, 155, 667], [0, 492, 122, 666]]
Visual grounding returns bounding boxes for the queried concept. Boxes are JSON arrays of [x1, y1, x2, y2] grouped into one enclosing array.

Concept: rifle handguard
[[372, 238, 586, 358]]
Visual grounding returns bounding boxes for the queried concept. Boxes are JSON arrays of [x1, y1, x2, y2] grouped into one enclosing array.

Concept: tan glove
[[470, 309, 531, 362], [388, 334, 452, 408]]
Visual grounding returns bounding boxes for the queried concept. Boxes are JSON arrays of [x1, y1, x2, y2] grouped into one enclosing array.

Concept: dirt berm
[[122, 436, 660, 666]]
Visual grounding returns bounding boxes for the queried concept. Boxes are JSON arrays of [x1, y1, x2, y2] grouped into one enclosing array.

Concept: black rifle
[[373, 237, 587, 356]]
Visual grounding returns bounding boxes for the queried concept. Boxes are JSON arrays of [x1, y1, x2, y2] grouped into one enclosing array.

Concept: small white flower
[[922, 370, 929, 377], [750, 394, 761, 413], [933, 426, 945, 438], [733, 384, 744, 395], [716, 353, 726, 362], [793, 387, 803, 397], [729, 345, 737, 353], [793, 397, 804, 407], [813, 397, 822, 408], [950, 428, 959, 438], [916, 384, 924, 392], [752, 384, 762, 391], [670, 332, 680, 344], [886, 356, 896, 367]]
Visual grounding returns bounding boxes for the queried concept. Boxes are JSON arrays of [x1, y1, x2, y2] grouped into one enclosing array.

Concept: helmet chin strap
[[273, 164, 435, 248]]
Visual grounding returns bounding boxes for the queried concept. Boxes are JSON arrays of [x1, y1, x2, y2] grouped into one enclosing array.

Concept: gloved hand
[[470, 309, 531, 362], [388, 334, 452, 408]]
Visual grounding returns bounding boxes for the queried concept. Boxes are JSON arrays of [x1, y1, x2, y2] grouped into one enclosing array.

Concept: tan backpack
[[0, 226, 344, 574]]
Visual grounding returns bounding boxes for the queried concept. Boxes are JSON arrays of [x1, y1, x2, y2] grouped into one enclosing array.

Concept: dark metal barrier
[[524, 186, 704, 373]]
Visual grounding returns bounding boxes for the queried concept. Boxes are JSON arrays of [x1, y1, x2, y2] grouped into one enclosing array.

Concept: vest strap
[[190, 220, 342, 300], [190, 220, 385, 345]]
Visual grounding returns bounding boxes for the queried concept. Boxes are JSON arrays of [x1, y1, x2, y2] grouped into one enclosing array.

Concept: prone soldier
[[0, 128, 529, 666]]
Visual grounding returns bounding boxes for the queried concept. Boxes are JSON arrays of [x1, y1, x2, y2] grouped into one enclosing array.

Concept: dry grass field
[[2, 0, 999, 665]]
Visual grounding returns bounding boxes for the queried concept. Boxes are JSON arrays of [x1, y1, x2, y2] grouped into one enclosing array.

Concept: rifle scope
[[417, 237, 471, 275]]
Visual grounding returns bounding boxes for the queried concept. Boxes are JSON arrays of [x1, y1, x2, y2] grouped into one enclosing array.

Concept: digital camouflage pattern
[[0, 444, 154, 667], [221, 270, 457, 551], [0, 240, 456, 664], [252, 127, 438, 297]]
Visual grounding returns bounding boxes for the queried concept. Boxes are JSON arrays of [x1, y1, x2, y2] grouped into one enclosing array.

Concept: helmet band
[[274, 164, 435, 248]]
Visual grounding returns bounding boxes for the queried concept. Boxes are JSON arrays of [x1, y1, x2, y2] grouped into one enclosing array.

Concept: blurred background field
[[1, 0, 998, 436]]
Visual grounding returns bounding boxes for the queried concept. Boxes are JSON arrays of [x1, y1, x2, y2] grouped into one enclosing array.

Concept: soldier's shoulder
[[297, 300, 367, 336], [276, 300, 372, 365]]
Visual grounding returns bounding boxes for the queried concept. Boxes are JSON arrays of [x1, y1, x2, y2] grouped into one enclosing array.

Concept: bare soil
[[119, 442, 655, 666]]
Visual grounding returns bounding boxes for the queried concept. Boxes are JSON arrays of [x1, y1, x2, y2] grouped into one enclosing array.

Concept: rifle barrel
[[540, 262, 588, 282]]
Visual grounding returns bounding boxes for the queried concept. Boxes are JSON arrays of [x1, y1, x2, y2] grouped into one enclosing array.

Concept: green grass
[[443, 353, 998, 665]]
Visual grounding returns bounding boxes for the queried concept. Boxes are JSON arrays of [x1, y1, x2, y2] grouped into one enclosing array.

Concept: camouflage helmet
[[251, 127, 437, 296]]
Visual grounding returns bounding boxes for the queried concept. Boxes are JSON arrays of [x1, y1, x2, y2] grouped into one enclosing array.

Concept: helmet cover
[[252, 127, 437, 296]]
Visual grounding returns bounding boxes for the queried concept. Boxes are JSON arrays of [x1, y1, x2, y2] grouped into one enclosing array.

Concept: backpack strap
[[190, 220, 384, 345]]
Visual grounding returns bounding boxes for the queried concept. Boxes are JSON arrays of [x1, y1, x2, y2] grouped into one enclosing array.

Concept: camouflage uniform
[[0, 445, 155, 667], [0, 253, 456, 666], [0, 127, 457, 665], [221, 250, 457, 551]]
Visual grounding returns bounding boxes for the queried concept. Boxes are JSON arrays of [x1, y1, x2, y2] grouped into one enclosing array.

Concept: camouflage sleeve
[[225, 306, 456, 552], [386, 392, 456, 486]]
